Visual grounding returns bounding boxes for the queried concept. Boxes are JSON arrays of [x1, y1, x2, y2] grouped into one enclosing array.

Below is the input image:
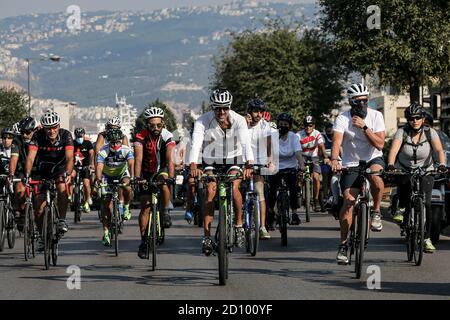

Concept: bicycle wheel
[[348, 222, 356, 266], [7, 210, 16, 249], [74, 185, 81, 223], [0, 202, 6, 252], [355, 203, 368, 279], [43, 206, 51, 270], [277, 192, 289, 247], [305, 180, 311, 222], [24, 203, 31, 261], [247, 198, 260, 256], [151, 204, 157, 271], [113, 200, 119, 256], [413, 197, 424, 266], [218, 201, 227, 285], [51, 204, 58, 266], [406, 209, 414, 262], [197, 186, 205, 228]]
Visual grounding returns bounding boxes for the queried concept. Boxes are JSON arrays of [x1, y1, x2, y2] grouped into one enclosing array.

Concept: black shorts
[[75, 166, 91, 180], [340, 157, 385, 191], [138, 170, 169, 197]]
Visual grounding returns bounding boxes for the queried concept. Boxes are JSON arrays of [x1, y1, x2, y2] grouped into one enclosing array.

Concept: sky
[[0, 0, 314, 19]]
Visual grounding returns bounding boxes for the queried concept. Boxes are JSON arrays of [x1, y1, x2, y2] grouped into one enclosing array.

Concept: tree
[[134, 99, 178, 137], [0, 87, 28, 129], [319, 0, 450, 103], [212, 20, 346, 128]]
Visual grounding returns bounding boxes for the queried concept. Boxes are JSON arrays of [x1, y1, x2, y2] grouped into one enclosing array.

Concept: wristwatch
[[363, 125, 368, 131]]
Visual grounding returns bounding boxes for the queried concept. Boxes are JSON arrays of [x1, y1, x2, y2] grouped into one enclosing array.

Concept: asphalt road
[[1, 207, 450, 300]]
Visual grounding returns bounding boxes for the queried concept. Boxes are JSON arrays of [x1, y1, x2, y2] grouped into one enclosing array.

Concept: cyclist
[[331, 83, 386, 265], [135, 107, 176, 259], [296, 115, 330, 212], [95, 128, 134, 246], [247, 98, 273, 239], [322, 122, 334, 208], [267, 112, 304, 228], [94, 116, 129, 157], [182, 123, 197, 222], [72, 128, 95, 213], [189, 89, 254, 255], [0, 128, 14, 174], [9, 117, 38, 231], [387, 103, 446, 253], [24, 110, 74, 251]]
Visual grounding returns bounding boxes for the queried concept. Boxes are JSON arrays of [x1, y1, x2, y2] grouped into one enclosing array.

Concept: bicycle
[[23, 179, 39, 261], [0, 175, 17, 251], [192, 178, 205, 228], [385, 168, 440, 266], [299, 161, 314, 223], [98, 179, 126, 257], [73, 165, 89, 224], [201, 168, 242, 285], [135, 176, 169, 271], [342, 161, 382, 279], [242, 166, 267, 256]]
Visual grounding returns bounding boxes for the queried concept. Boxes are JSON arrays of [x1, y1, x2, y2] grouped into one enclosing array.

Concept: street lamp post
[[26, 54, 62, 116]]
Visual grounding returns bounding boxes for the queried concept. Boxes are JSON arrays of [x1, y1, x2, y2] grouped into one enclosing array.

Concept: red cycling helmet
[[262, 111, 271, 122]]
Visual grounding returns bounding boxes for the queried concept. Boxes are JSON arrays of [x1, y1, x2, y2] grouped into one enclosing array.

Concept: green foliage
[[319, 0, 450, 102], [134, 99, 178, 137], [0, 87, 28, 129], [212, 19, 346, 129]]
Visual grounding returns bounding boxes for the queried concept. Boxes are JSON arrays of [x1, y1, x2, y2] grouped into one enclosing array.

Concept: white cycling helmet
[[144, 107, 165, 119], [347, 83, 369, 98], [40, 110, 61, 128], [106, 116, 121, 128], [210, 89, 233, 108], [12, 122, 20, 134]]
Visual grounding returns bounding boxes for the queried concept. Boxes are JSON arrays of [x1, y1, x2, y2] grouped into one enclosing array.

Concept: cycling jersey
[[0, 144, 11, 175], [97, 144, 134, 177], [134, 128, 175, 174], [74, 140, 94, 167], [296, 129, 323, 158], [333, 109, 385, 167], [189, 110, 254, 165], [248, 119, 271, 165], [11, 135, 30, 174], [28, 128, 74, 173], [278, 132, 302, 170]]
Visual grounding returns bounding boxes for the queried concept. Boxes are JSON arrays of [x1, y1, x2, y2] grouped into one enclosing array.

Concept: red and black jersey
[[29, 128, 74, 169], [134, 128, 175, 173], [74, 140, 93, 167]]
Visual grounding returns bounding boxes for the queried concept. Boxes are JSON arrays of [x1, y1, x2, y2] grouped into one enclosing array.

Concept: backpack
[[398, 125, 434, 166]]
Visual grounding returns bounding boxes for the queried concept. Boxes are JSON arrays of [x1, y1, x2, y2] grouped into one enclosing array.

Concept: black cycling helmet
[[1, 127, 15, 137], [18, 117, 37, 133], [247, 98, 267, 111], [303, 115, 315, 126], [325, 122, 333, 129], [74, 128, 85, 137], [106, 128, 123, 142], [277, 112, 293, 125], [404, 102, 424, 119]]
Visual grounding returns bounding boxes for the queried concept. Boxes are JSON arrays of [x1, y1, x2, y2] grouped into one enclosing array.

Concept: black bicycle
[[192, 178, 205, 228], [23, 179, 39, 261], [73, 165, 88, 224], [343, 162, 382, 279], [0, 175, 16, 251], [275, 169, 297, 247]]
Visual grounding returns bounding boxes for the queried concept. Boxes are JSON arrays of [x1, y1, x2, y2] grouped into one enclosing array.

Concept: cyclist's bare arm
[[65, 148, 74, 175], [88, 149, 95, 169], [96, 163, 104, 182], [431, 136, 446, 165], [25, 148, 37, 176], [319, 143, 330, 163], [166, 143, 175, 178], [134, 142, 143, 178], [127, 158, 135, 178], [123, 135, 129, 147], [10, 154, 18, 176], [331, 131, 343, 171], [387, 138, 402, 165], [295, 150, 305, 169], [95, 134, 105, 157]]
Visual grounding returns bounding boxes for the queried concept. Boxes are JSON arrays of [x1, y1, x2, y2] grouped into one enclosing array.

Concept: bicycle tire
[[0, 202, 5, 251], [51, 203, 58, 266], [413, 197, 424, 266], [74, 185, 80, 224], [7, 221, 16, 249], [218, 200, 227, 285], [197, 185, 205, 228], [277, 191, 289, 247], [113, 200, 120, 256], [151, 204, 157, 271], [355, 202, 368, 279], [24, 202, 31, 261], [43, 206, 51, 270], [348, 222, 355, 266], [305, 180, 311, 223], [406, 209, 414, 262], [249, 198, 260, 256]]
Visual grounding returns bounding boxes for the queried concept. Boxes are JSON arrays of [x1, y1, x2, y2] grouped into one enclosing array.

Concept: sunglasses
[[22, 130, 34, 135], [408, 116, 423, 121], [214, 107, 230, 113], [305, 124, 314, 128], [148, 123, 163, 129], [44, 126, 59, 131], [110, 141, 122, 146], [2, 135, 14, 139]]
